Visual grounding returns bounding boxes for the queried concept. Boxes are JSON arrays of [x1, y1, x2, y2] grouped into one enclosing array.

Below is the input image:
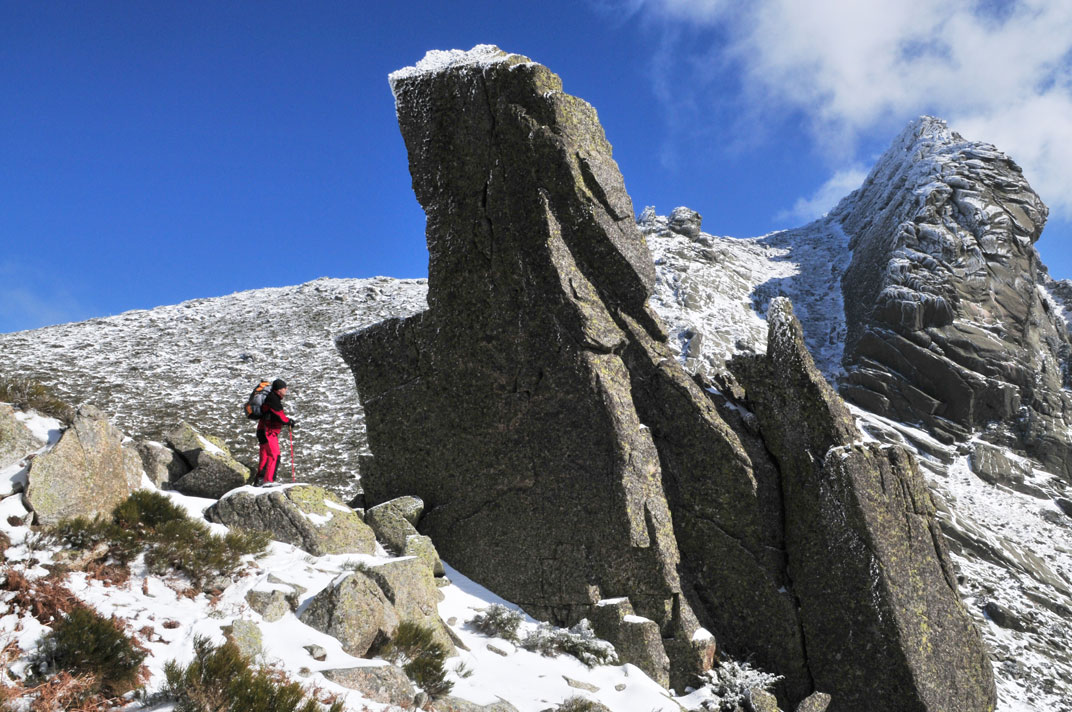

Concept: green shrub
[[50, 492, 269, 592], [0, 374, 74, 423], [112, 489, 188, 531], [162, 636, 343, 712], [470, 603, 523, 643], [145, 519, 269, 590], [47, 515, 141, 565], [379, 621, 453, 699], [553, 696, 611, 712], [520, 620, 617, 667], [36, 606, 146, 696]]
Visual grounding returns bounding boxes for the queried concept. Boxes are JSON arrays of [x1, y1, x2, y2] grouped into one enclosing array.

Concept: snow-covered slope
[[0, 417, 779, 712], [0, 277, 428, 499]]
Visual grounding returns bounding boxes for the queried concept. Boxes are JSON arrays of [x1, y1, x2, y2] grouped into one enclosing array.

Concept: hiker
[[253, 378, 297, 486]]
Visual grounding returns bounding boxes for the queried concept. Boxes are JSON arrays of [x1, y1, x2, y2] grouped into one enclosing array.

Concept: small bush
[[0, 374, 74, 423], [48, 515, 141, 565], [701, 658, 784, 712], [553, 696, 610, 712], [379, 621, 453, 699], [112, 489, 188, 531], [144, 519, 269, 590], [1, 566, 80, 624], [49, 492, 269, 593], [0, 530, 9, 562], [470, 603, 523, 643], [162, 636, 343, 712], [520, 620, 617, 668], [35, 606, 147, 696]]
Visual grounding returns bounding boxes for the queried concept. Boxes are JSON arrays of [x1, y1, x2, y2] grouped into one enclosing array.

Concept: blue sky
[[3, 0, 1071, 333]]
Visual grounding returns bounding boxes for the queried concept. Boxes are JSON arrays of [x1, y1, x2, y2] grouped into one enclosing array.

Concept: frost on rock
[[388, 44, 512, 95]]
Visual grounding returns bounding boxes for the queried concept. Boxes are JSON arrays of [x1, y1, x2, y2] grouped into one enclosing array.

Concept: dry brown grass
[[1, 567, 82, 625]]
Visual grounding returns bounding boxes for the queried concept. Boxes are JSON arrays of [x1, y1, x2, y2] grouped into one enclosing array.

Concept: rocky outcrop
[[728, 299, 995, 712], [0, 404, 44, 471], [836, 117, 1072, 479], [168, 421, 249, 498], [205, 484, 377, 556], [24, 404, 139, 526], [338, 46, 996, 708], [338, 44, 715, 687]]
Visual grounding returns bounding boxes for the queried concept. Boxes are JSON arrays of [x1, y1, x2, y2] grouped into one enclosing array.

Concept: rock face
[[205, 484, 377, 556], [836, 117, 1072, 479], [24, 404, 139, 526], [338, 44, 714, 686], [0, 404, 44, 471], [728, 299, 995, 712], [338, 46, 995, 708]]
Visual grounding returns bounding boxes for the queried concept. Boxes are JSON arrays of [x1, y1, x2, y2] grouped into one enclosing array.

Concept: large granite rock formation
[[729, 299, 995, 712], [338, 46, 996, 709], [836, 117, 1072, 478], [24, 404, 141, 526], [338, 44, 715, 687]]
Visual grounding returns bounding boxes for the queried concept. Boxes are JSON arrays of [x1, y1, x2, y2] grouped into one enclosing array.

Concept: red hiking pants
[[257, 432, 280, 483]]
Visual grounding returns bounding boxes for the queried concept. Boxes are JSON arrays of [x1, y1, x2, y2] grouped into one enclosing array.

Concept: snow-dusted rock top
[[388, 44, 513, 92]]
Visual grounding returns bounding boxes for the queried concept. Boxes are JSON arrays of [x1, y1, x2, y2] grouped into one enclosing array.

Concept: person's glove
[[288, 419, 298, 430]]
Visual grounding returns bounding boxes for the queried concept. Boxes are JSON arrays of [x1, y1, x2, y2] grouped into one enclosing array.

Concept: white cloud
[[620, 0, 1072, 218], [774, 165, 868, 225]]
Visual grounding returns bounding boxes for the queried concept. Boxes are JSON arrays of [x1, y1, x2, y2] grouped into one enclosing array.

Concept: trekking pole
[[289, 426, 296, 482]]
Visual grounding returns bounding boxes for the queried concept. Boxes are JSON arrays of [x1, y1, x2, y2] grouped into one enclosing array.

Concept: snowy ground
[[0, 410, 762, 712]]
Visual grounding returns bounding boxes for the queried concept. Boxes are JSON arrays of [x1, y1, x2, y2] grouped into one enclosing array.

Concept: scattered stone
[[1055, 498, 1072, 518], [321, 664, 415, 707], [24, 404, 137, 526], [205, 484, 377, 556], [222, 619, 262, 660], [171, 460, 247, 500], [614, 684, 626, 692], [794, 692, 832, 712], [303, 644, 327, 661], [245, 588, 290, 623], [166, 422, 249, 496], [431, 697, 520, 712], [487, 643, 510, 657], [984, 601, 1030, 632], [563, 677, 598, 692], [745, 688, 780, 712]]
